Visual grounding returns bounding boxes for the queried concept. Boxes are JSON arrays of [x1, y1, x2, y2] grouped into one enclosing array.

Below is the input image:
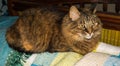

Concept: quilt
[[0, 16, 120, 66]]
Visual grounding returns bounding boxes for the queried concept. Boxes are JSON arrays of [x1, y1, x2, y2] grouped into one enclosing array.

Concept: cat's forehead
[[79, 14, 97, 22], [82, 12, 96, 18]]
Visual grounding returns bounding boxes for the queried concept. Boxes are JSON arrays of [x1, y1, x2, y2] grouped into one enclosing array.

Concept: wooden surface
[[97, 12, 120, 31], [8, 0, 120, 15], [7, 0, 120, 31]]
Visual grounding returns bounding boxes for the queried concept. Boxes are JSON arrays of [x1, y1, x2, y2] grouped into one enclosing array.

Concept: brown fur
[[6, 6, 102, 55]]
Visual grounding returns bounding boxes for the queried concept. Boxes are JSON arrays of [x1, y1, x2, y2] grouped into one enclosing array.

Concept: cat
[[6, 6, 102, 55]]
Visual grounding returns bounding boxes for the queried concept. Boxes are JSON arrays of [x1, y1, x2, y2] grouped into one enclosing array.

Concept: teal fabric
[[0, 16, 18, 66], [0, 16, 18, 28], [104, 55, 120, 66], [32, 52, 58, 66]]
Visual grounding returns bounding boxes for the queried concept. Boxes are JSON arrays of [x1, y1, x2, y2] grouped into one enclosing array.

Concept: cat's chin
[[85, 36, 92, 40]]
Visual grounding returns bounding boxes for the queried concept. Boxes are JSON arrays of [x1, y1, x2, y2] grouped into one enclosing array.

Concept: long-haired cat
[[6, 6, 102, 55]]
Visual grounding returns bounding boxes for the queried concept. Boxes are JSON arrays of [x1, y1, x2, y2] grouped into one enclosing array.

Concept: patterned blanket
[[0, 16, 120, 66]]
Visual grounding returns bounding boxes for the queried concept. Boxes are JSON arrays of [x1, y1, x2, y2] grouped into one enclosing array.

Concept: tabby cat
[[6, 6, 102, 55]]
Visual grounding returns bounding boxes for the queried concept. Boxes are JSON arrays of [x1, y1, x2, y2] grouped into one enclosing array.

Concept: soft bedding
[[0, 16, 18, 66], [0, 16, 120, 66]]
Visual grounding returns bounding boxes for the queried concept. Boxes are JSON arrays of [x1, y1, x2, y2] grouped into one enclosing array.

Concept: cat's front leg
[[70, 45, 88, 55]]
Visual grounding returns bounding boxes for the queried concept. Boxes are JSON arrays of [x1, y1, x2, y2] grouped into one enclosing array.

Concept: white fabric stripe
[[24, 54, 37, 66], [96, 42, 120, 56]]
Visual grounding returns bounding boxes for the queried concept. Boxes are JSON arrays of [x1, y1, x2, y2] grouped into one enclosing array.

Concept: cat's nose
[[85, 33, 93, 39], [87, 29, 92, 34]]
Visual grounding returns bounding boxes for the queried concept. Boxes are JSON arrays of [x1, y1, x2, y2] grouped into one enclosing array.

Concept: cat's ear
[[90, 3, 97, 14], [92, 6, 97, 14], [69, 6, 81, 21]]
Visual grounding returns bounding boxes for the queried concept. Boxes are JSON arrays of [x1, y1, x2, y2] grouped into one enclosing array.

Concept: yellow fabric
[[92, 49, 96, 52], [93, 28, 120, 52], [101, 28, 120, 46], [92, 42, 100, 52], [50, 52, 82, 66]]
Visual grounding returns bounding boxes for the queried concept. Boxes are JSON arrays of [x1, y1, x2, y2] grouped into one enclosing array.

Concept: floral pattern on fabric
[[0, 0, 8, 16]]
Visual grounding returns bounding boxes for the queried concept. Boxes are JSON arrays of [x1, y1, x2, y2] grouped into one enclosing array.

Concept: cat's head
[[62, 6, 102, 41]]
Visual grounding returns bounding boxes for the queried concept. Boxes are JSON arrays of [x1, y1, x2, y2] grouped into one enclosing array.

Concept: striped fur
[[6, 6, 102, 55]]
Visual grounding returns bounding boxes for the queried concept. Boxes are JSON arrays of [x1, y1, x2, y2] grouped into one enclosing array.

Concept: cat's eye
[[93, 15, 96, 17], [83, 26, 87, 31], [94, 29, 99, 32]]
